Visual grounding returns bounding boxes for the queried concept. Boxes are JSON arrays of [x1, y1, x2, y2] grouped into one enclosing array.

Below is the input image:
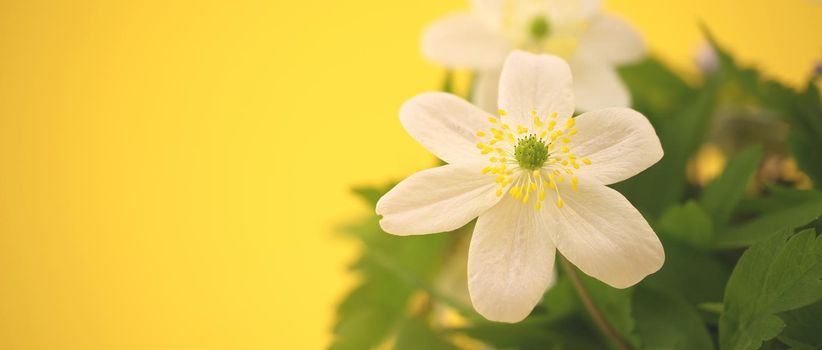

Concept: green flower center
[[529, 15, 551, 40], [514, 134, 549, 170]]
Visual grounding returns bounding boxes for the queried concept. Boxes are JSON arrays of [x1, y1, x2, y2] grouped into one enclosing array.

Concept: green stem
[[441, 70, 454, 93], [559, 255, 633, 350]]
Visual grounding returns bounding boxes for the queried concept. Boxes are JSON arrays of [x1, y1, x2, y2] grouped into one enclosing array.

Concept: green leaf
[[737, 186, 822, 215], [352, 183, 394, 207], [394, 316, 460, 350], [614, 73, 721, 217], [714, 198, 822, 248], [789, 82, 822, 186], [778, 300, 822, 349], [331, 185, 458, 350], [633, 286, 714, 350], [454, 315, 604, 350], [657, 200, 714, 247], [645, 240, 731, 306], [703, 25, 822, 186], [541, 275, 582, 321], [698, 302, 724, 315], [719, 229, 822, 350], [700, 146, 763, 229], [618, 57, 696, 120]]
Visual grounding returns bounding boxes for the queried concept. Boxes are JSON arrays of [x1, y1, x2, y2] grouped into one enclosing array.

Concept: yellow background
[[0, 0, 819, 349]]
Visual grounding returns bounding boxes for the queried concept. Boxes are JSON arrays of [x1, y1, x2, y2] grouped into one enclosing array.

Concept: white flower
[[376, 51, 664, 323], [421, 0, 645, 112]]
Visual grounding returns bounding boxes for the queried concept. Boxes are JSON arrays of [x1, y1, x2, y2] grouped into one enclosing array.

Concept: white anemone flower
[[376, 51, 664, 323], [422, 0, 645, 112]]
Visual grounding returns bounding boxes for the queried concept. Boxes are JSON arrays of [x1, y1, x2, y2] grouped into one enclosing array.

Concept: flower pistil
[[477, 110, 592, 209]]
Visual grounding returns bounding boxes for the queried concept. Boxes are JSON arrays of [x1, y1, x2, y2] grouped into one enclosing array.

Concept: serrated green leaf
[[700, 146, 762, 229], [714, 198, 822, 248], [633, 286, 714, 350], [778, 300, 822, 349], [657, 200, 714, 247], [719, 229, 822, 350], [394, 316, 460, 350]]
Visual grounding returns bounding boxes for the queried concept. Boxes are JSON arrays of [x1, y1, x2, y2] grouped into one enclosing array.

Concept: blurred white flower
[[377, 51, 664, 323], [422, 0, 646, 112]]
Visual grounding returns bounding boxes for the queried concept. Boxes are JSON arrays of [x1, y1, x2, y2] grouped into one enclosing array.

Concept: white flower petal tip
[[497, 51, 575, 126], [570, 58, 630, 110], [421, 12, 510, 69], [375, 162, 502, 236], [468, 197, 556, 323], [549, 181, 665, 289], [577, 14, 647, 66], [569, 107, 663, 184]]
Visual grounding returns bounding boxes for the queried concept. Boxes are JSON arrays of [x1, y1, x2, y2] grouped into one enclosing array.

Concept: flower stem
[[558, 255, 633, 350]]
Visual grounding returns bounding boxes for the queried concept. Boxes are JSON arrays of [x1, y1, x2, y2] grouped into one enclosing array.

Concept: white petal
[[548, 180, 664, 288], [577, 14, 646, 65], [376, 162, 501, 236], [468, 196, 556, 322], [470, 0, 505, 27], [545, 0, 602, 21], [569, 107, 663, 185], [497, 51, 574, 127], [472, 68, 501, 114], [569, 57, 629, 111], [400, 92, 494, 164], [422, 12, 511, 69]]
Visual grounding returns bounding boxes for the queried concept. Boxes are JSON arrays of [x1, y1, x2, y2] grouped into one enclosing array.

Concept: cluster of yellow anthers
[[476, 109, 592, 209]]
